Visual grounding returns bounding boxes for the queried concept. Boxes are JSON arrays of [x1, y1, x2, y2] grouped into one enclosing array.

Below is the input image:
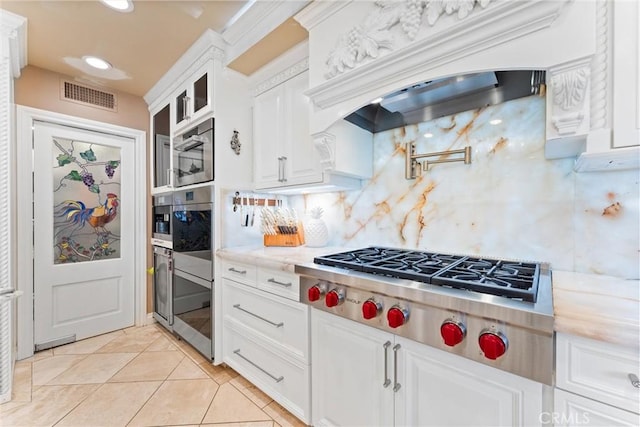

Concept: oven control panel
[[299, 277, 554, 385]]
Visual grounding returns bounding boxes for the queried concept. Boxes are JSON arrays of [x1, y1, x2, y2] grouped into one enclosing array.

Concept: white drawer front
[[223, 320, 310, 423], [554, 389, 640, 426], [257, 268, 300, 301], [220, 260, 256, 286], [556, 333, 640, 414], [222, 278, 309, 361]]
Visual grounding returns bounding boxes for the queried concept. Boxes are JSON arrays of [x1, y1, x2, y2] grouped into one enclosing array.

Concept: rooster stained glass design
[[53, 137, 121, 264]]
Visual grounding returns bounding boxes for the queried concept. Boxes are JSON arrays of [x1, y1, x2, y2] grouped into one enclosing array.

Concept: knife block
[[263, 222, 305, 247]]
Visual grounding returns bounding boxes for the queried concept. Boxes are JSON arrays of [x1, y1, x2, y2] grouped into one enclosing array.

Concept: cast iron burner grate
[[314, 247, 540, 302]]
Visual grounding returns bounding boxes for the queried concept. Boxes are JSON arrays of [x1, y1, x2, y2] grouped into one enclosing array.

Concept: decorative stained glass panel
[[53, 137, 121, 264]]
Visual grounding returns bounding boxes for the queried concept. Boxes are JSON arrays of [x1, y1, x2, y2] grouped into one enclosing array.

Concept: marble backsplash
[[285, 96, 640, 280]]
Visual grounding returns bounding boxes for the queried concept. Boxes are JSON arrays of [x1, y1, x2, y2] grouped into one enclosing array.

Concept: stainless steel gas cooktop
[[295, 246, 554, 385]]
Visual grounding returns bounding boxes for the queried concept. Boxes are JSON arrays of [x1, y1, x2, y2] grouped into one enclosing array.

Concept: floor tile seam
[[49, 383, 101, 427], [35, 353, 91, 387], [153, 352, 187, 382], [198, 379, 223, 426], [123, 377, 167, 427], [72, 330, 127, 354], [100, 351, 149, 384], [229, 377, 272, 410]]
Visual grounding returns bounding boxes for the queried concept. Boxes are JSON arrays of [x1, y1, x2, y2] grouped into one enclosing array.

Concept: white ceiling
[[0, 0, 308, 97]]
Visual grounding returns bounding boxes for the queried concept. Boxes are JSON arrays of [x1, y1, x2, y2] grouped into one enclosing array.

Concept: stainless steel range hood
[[344, 70, 545, 133]]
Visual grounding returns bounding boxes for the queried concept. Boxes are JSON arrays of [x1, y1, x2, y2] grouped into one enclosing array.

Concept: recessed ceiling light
[[489, 119, 502, 125], [100, 0, 134, 12], [83, 56, 112, 70], [423, 132, 434, 138], [371, 97, 383, 104]]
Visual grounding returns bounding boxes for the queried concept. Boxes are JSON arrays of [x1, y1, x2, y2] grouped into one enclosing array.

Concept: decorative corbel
[[547, 59, 592, 138], [312, 131, 336, 171]]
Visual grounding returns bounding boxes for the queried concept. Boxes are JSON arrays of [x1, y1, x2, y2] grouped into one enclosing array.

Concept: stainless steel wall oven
[[173, 117, 214, 188], [171, 187, 214, 359]]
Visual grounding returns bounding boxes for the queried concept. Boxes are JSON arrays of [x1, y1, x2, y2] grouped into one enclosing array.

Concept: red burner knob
[[479, 331, 508, 360], [308, 285, 323, 302], [362, 299, 382, 320], [387, 306, 409, 328], [325, 289, 343, 308], [440, 320, 466, 347]]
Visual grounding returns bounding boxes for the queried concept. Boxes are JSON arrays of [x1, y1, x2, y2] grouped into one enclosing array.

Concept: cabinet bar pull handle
[[629, 373, 640, 388], [182, 96, 190, 121], [281, 156, 287, 182], [393, 343, 401, 392], [267, 278, 292, 287], [233, 304, 284, 328], [277, 157, 283, 182], [233, 349, 284, 383], [383, 341, 391, 388], [228, 267, 247, 274]]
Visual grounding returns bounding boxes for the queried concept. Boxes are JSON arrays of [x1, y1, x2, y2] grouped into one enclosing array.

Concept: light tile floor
[[1, 324, 307, 427]]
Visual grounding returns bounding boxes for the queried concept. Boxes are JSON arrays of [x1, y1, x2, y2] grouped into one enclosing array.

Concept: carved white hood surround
[[296, 0, 621, 165]]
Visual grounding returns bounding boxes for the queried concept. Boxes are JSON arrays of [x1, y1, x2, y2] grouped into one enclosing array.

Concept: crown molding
[[222, 0, 310, 66], [144, 29, 226, 108], [0, 9, 27, 78], [306, 0, 568, 110], [294, 0, 351, 31]]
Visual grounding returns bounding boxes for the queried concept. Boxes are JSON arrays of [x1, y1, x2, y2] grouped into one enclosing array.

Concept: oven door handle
[[172, 202, 213, 213], [174, 268, 212, 289]]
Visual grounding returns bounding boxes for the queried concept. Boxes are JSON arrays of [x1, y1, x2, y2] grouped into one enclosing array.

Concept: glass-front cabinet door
[[152, 104, 171, 191], [174, 60, 213, 132]]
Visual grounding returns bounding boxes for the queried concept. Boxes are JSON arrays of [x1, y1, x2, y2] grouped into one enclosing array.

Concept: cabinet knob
[[629, 373, 640, 388]]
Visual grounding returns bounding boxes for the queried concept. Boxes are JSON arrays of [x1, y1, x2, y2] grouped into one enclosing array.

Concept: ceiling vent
[[60, 80, 117, 112]]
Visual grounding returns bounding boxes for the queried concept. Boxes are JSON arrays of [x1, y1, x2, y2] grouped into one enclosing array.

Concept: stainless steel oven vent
[[60, 80, 117, 111]]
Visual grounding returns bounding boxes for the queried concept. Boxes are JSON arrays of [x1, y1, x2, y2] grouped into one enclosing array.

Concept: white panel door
[[33, 121, 135, 350], [254, 84, 284, 189], [311, 309, 394, 427], [283, 71, 322, 186], [395, 335, 544, 427]]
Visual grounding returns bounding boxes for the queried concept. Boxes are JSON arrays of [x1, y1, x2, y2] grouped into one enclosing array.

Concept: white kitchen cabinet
[[555, 332, 640, 425], [254, 70, 323, 190], [612, 0, 640, 148], [221, 263, 310, 423], [554, 389, 639, 426], [172, 60, 215, 135], [312, 308, 394, 427], [311, 309, 545, 427], [150, 103, 172, 192]]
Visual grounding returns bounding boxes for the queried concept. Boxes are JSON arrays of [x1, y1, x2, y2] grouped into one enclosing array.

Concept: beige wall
[[15, 65, 154, 314]]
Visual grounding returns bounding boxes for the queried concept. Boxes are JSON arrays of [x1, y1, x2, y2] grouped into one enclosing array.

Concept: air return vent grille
[[61, 80, 117, 111]]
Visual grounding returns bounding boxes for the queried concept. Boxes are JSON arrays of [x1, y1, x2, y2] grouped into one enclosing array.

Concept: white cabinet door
[[311, 309, 394, 427], [612, 0, 640, 148], [554, 389, 640, 426], [254, 84, 284, 189], [282, 71, 323, 186], [395, 336, 545, 427], [173, 61, 214, 134], [254, 70, 322, 190]]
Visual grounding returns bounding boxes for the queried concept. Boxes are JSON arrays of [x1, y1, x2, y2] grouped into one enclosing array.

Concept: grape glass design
[[53, 137, 121, 264]]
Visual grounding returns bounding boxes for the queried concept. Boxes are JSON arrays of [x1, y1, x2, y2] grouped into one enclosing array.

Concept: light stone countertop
[[217, 246, 640, 349]]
